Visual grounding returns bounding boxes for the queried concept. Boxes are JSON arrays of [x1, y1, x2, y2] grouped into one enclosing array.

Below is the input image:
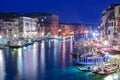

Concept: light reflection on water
[[70, 36, 73, 65], [17, 48, 23, 80], [40, 41, 45, 76], [1, 38, 120, 80], [0, 50, 5, 80], [62, 37, 66, 68], [23, 44, 38, 80]]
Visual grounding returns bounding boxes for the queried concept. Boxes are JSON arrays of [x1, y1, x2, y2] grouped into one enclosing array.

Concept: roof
[[24, 12, 53, 17], [0, 12, 22, 19], [108, 4, 120, 10], [59, 22, 83, 26]]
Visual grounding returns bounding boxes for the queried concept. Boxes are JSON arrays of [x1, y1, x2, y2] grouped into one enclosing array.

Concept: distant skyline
[[0, 0, 120, 24]]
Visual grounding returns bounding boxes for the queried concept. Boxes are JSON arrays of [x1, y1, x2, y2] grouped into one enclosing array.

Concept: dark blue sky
[[0, 0, 119, 24]]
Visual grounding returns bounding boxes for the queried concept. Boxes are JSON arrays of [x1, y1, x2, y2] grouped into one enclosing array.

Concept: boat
[[74, 39, 97, 65], [0, 45, 8, 49], [97, 68, 117, 75], [75, 60, 93, 65], [24, 40, 33, 47], [77, 66, 90, 72], [9, 40, 26, 48], [9, 44, 24, 48], [89, 66, 103, 73], [97, 65, 118, 75], [75, 54, 104, 65]]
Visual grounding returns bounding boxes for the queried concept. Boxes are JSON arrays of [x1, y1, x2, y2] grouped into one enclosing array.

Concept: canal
[[0, 37, 120, 80]]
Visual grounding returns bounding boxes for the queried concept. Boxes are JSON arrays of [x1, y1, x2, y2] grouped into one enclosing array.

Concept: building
[[4, 21, 15, 40], [24, 12, 59, 36], [49, 15, 59, 36], [100, 4, 120, 46], [19, 17, 38, 39], [114, 5, 120, 45], [100, 10, 107, 40], [59, 23, 75, 36], [13, 18, 20, 38], [0, 12, 22, 40], [0, 19, 5, 39], [84, 24, 99, 40]]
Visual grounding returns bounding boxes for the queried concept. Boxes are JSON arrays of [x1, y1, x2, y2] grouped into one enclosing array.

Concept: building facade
[[0, 19, 5, 39], [24, 12, 59, 36], [19, 17, 38, 39], [100, 4, 120, 47]]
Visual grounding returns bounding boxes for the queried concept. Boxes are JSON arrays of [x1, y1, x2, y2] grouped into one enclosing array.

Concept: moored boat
[[9, 40, 26, 48], [97, 65, 118, 75], [0, 45, 8, 49], [77, 66, 90, 72]]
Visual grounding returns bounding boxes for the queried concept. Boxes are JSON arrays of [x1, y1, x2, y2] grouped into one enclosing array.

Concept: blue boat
[[75, 55, 107, 65]]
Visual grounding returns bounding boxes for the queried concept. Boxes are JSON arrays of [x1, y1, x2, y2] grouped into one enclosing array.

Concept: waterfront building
[[114, 5, 120, 45], [0, 19, 5, 39], [100, 10, 107, 41], [59, 23, 86, 37], [0, 12, 98, 41], [13, 19, 21, 38], [59, 23, 75, 36], [0, 12, 22, 40], [4, 21, 15, 40], [49, 15, 59, 36], [100, 4, 120, 48], [84, 24, 99, 40], [19, 17, 38, 39], [59, 23, 98, 40], [24, 12, 59, 36]]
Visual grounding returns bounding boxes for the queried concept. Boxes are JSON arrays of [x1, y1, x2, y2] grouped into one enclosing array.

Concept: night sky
[[0, 0, 120, 24]]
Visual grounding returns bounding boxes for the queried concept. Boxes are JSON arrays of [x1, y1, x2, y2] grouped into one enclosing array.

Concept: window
[[108, 30, 110, 35], [25, 22, 29, 26], [112, 22, 114, 26]]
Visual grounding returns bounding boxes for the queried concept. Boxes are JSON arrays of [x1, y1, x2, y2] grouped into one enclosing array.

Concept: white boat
[[77, 66, 91, 72], [89, 66, 100, 73]]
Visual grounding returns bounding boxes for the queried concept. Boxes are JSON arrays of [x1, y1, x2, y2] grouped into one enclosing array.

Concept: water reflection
[[70, 36, 73, 65], [23, 45, 38, 80], [17, 48, 23, 80], [0, 50, 5, 80], [53, 40, 57, 65], [32, 43, 38, 78], [40, 41, 45, 75], [62, 37, 66, 68], [70, 36, 73, 54]]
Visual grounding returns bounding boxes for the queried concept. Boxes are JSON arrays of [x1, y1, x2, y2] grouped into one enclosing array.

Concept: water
[[0, 38, 120, 80]]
